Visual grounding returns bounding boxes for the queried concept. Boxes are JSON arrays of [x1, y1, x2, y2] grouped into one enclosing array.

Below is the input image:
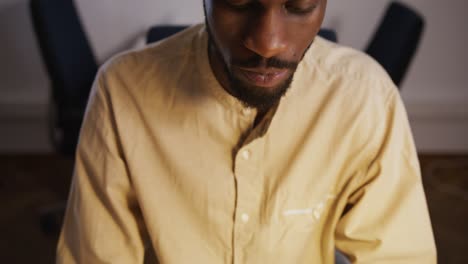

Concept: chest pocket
[[264, 191, 336, 233], [255, 191, 336, 259]]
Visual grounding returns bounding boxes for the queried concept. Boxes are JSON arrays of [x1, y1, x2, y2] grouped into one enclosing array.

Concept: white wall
[[0, 0, 49, 106], [0, 0, 467, 153], [322, 0, 468, 152], [74, 0, 204, 63], [325, 0, 468, 104]]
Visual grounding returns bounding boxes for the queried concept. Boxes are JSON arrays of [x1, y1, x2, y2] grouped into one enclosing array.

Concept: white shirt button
[[242, 150, 251, 160], [242, 108, 252, 116], [241, 213, 250, 223]]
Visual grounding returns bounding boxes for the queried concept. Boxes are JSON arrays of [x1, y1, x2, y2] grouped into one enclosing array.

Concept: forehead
[[206, 0, 322, 5], [204, 0, 326, 13]]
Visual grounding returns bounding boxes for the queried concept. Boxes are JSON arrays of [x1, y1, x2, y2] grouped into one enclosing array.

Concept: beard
[[225, 55, 297, 110], [204, 19, 309, 110]]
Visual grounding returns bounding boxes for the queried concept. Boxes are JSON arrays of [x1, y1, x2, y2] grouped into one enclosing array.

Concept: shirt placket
[[232, 138, 264, 264]]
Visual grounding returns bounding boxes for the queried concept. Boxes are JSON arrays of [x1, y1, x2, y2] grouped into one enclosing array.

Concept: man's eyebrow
[[287, 0, 320, 4], [230, 0, 320, 4]]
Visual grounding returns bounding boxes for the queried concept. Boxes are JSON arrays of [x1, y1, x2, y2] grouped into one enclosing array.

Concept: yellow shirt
[[57, 24, 436, 263]]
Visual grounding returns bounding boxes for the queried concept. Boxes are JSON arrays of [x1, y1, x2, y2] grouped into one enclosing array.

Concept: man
[[57, 0, 437, 263]]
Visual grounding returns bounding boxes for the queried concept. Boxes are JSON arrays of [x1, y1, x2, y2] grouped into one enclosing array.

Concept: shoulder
[[89, 24, 206, 105], [303, 36, 398, 106], [100, 24, 204, 78], [291, 37, 404, 156]]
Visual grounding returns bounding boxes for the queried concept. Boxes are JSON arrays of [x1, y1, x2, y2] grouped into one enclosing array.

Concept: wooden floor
[[0, 154, 467, 263]]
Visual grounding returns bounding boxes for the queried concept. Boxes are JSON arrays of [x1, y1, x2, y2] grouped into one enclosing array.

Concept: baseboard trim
[[0, 103, 52, 153], [405, 100, 468, 153]]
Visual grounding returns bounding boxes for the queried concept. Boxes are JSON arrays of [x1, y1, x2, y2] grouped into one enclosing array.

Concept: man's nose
[[242, 10, 287, 59]]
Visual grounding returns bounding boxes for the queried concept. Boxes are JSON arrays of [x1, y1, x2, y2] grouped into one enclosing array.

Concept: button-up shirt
[[57, 24, 436, 263]]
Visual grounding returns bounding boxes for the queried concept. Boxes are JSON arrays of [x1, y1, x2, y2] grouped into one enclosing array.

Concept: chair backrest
[[365, 1, 425, 87], [318, 28, 338, 43], [30, 0, 98, 155], [147, 25, 338, 44], [146, 25, 189, 44], [30, 0, 98, 109]]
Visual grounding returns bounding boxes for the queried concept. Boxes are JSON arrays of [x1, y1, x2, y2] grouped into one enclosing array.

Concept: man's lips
[[236, 67, 290, 88]]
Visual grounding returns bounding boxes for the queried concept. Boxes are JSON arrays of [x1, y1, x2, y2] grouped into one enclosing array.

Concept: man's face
[[204, 0, 327, 109]]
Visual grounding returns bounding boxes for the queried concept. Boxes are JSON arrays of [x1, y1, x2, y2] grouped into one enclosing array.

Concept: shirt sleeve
[[56, 67, 147, 263], [334, 90, 437, 263]]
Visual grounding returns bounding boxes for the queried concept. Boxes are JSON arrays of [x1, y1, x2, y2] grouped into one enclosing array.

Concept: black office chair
[[30, 0, 98, 234], [30, 0, 98, 157], [365, 1, 425, 87]]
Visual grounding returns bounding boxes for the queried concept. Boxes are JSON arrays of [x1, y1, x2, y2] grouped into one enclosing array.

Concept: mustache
[[232, 55, 298, 70]]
